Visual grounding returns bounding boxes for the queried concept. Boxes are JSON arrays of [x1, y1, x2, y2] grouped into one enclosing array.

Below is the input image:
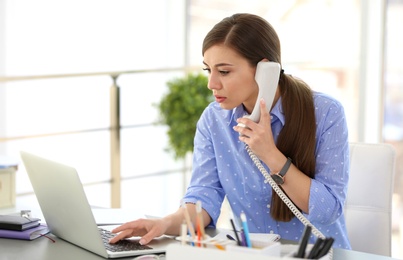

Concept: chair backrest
[[345, 142, 396, 256]]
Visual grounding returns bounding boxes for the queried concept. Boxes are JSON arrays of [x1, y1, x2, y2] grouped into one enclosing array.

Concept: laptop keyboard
[[99, 228, 152, 252]]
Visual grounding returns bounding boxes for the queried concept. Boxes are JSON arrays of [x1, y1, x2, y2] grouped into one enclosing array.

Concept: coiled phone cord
[[245, 145, 333, 259]]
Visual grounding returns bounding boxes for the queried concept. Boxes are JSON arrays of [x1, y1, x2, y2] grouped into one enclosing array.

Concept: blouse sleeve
[[181, 107, 226, 227], [307, 96, 350, 225]]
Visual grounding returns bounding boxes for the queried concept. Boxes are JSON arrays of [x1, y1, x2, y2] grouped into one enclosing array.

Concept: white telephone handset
[[242, 62, 331, 256], [246, 61, 281, 123]]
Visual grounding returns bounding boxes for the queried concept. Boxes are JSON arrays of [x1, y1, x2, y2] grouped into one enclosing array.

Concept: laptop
[[20, 151, 179, 258]]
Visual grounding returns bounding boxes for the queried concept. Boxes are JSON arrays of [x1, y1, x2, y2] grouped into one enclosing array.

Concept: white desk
[[0, 231, 400, 260], [0, 208, 401, 260]]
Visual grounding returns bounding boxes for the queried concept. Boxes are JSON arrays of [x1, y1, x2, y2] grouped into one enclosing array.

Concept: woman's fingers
[[109, 218, 166, 245]]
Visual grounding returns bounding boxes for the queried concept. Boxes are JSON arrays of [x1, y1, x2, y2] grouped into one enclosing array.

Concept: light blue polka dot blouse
[[182, 91, 351, 249]]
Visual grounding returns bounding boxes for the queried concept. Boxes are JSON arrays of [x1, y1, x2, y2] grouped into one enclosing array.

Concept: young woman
[[110, 13, 351, 249]]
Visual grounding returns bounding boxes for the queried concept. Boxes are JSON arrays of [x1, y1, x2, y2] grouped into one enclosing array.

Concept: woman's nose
[[207, 73, 221, 90]]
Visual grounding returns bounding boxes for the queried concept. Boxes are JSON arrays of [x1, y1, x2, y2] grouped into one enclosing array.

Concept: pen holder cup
[[177, 235, 237, 250], [177, 235, 281, 256], [226, 241, 281, 256], [165, 243, 331, 260], [228, 243, 331, 259]]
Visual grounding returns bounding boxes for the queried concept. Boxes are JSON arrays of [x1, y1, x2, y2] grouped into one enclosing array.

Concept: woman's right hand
[[109, 203, 210, 245], [108, 218, 169, 245]]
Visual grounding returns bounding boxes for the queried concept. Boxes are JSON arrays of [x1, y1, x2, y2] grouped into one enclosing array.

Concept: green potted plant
[[157, 72, 213, 159]]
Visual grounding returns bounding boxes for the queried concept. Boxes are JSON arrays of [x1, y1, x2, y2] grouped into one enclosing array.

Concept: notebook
[[20, 151, 178, 258]]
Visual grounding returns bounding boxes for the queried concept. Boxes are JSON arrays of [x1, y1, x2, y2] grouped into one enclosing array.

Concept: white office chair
[[345, 142, 396, 256]]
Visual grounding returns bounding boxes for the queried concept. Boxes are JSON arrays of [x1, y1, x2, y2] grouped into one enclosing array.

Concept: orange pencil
[[196, 219, 202, 247], [196, 201, 206, 240], [196, 200, 206, 248]]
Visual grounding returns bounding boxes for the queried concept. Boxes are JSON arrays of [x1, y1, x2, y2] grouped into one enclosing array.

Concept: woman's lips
[[215, 95, 226, 103]]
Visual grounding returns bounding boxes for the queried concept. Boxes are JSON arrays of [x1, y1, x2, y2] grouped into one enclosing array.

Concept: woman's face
[[203, 44, 258, 114]]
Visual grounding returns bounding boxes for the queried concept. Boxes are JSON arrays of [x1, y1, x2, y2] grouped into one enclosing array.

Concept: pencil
[[181, 220, 187, 245], [196, 219, 202, 247], [196, 201, 206, 240], [181, 201, 196, 242]]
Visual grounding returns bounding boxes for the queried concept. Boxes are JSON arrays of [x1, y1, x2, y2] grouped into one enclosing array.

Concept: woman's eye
[[202, 68, 211, 74], [202, 68, 229, 76]]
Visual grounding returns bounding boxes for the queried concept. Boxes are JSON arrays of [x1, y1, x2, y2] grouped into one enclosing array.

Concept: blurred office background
[[1, 0, 402, 257]]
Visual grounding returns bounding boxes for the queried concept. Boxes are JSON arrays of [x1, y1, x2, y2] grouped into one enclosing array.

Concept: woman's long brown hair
[[202, 13, 316, 221]]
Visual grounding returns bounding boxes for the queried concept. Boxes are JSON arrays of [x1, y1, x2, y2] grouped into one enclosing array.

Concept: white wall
[[0, 0, 6, 155]]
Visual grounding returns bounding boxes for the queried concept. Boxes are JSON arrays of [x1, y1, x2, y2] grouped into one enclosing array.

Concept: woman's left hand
[[233, 98, 278, 163]]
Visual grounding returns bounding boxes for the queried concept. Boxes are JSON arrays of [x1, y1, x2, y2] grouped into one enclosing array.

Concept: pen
[[315, 237, 334, 259], [229, 218, 241, 246], [240, 213, 252, 248], [226, 234, 236, 241], [296, 224, 312, 258], [240, 229, 247, 247], [307, 237, 324, 259], [181, 201, 196, 243]]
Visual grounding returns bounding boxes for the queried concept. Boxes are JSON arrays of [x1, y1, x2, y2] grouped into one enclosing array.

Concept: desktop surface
[[0, 233, 400, 260], [0, 208, 400, 260]]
